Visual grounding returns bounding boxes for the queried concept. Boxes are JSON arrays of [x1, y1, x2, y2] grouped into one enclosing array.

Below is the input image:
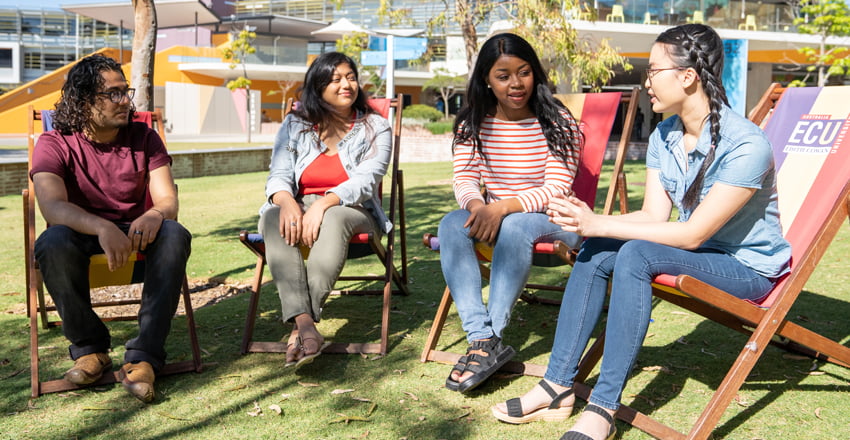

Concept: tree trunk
[[457, 0, 478, 72], [132, 0, 157, 112]]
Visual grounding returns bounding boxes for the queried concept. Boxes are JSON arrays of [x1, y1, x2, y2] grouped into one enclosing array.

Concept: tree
[[427, 0, 498, 71], [792, 0, 850, 87], [422, 68, 466, 118], [131, 0, 156, 111], [510, 0, 632, 92], [222, 27, 257, 142]]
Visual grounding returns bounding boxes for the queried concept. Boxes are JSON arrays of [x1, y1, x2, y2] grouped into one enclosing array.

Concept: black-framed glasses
[[645, 67, 687, 82], [96, 88, 135, 103]]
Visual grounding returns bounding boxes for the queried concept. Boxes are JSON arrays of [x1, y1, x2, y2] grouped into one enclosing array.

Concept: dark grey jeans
[[34, 220, 191, 371], [258, 196, 377, 324]]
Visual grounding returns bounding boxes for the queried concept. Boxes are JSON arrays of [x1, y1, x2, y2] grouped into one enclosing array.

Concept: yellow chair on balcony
[[686, 10, 705, 24], [738, 14, 757, 30], [606, 5, 625, 22], [643, 12, 659, 25]]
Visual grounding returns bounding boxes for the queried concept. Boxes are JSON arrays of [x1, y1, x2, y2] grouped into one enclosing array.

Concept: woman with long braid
[[491, 24, 790, 440]]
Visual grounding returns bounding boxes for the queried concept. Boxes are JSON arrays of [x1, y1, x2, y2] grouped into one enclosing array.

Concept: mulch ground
[[8, 279, 250, 318]]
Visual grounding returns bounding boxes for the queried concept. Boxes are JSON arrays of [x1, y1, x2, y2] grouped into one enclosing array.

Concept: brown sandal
[[285, 329, 301, 367]]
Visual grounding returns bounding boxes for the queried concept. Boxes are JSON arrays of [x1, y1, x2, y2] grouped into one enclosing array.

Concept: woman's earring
[[487, 84, 491, 89]]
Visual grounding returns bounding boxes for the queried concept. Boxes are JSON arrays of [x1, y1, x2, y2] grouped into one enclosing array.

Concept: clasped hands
[[547, 192, 597, 236], [97, 209, 164, 272]]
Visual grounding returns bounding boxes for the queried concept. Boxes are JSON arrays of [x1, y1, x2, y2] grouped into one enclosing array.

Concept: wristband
[[150, 208, 165, 219]]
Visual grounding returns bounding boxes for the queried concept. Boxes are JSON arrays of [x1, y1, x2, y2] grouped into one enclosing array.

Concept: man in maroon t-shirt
[[31, 54, 191, 403]]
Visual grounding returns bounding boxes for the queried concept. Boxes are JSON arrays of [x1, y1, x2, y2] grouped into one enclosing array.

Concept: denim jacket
[[261, 111, 393, 233], [646, 106, 791, 278]]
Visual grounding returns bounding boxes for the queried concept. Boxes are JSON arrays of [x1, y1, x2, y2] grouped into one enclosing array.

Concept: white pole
[[386, 34, 395, 120]]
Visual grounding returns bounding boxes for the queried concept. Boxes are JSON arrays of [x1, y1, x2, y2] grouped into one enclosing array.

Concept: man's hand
[[127, 209, 164, 252], [97, 223, 133, 271]]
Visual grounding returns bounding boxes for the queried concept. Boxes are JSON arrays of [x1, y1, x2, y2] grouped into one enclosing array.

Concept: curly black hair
[[52, 54, 134, 135]]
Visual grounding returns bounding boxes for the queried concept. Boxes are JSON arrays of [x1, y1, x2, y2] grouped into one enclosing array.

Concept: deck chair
[[748, 82, 785, 128], [569, 86, 850, 439], [24, 106, 203, 398], [419, 88, 639, 376], [606, 4, 625, 22], [643, 12, 660, 25], [738, 14, 757, 30], [239, 94, 408, 356], [687, 10, 705, 24]]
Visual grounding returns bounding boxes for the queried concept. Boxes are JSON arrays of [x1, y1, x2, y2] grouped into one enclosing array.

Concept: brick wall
[[0, 147, 274, 197]]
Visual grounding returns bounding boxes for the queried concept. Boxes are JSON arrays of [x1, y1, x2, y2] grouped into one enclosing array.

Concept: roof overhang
[[177, 62, 434, 85], [216, 14, 328, 39], [62, 0, 220, 29], [490, 19, 850, 57]]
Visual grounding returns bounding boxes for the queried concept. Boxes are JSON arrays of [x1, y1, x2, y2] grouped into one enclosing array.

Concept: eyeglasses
[[96, 88, 135, 104], [645, 67, 688, 82]]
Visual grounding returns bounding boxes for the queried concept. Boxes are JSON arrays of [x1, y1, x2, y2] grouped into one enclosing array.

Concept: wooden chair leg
[[420, 286, 454, 362], [29, 281, 41, 398], [181, 276, 203, 372], [241, 256, 266, 354]]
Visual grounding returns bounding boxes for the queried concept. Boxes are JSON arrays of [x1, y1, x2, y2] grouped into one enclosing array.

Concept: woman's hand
[[275, 193, 303, 246], [465, 200, 505, 244], [301, 193, 341, 248], [547, 193, 597, 236]]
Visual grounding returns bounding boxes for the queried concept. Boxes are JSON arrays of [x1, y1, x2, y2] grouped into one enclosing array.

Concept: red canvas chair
[[24, 106, 203, 398], [419, 88, 639, 375], [239, 94, 408, 356], [571, 86, 850, 439]]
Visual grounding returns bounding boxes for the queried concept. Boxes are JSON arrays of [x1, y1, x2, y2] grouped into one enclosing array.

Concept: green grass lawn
[[1, 161, 848, 439]]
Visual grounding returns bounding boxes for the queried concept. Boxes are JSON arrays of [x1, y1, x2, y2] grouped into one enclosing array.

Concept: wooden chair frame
[[25, 106, 202, 398], [419, 88, 639, 375], [239, 94, 409, 356], [569, 85, 850, 439]]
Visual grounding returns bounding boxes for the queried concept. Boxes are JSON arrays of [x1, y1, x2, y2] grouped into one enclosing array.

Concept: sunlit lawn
[[0, 161, 848, 439]]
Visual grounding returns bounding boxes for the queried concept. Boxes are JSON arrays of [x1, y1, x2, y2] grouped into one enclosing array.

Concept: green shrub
[[403, 104, 443, 122], [424, 121, 454, 135]]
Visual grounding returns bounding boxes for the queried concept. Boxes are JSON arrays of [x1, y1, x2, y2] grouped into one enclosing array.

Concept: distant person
[[31, 54, 191, 403], [438, 33, 584, 393], [259, 52, 392, 368], [492, 24, 790, 440]]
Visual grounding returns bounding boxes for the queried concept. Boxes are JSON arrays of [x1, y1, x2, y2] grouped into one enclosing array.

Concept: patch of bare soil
[[8, 279, 251, 318]]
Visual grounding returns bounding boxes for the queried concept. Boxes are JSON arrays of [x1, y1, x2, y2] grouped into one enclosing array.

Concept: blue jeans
[[34, 221, 192, 372], [544, 238, 775, 410], [438, 209, 581, 342]]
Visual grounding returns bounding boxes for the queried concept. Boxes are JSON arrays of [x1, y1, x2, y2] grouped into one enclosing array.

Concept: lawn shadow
[[599, 288, 850, 437]]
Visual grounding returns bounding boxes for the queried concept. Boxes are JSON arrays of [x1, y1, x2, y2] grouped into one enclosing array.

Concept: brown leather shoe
[[64, 352, 112, 385], [119, 361, 156, 403]]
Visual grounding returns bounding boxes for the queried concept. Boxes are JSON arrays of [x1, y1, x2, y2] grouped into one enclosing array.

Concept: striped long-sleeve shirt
[[452, 114, 580, 213]]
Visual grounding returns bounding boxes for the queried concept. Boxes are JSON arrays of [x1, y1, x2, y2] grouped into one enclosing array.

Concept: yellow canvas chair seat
[[643, 12, 659, 24], [738, 14, 757, 30], [687, 10, 705, 24]]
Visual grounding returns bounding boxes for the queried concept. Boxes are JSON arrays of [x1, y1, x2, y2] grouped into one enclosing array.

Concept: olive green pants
[[259, 195, 378, 323]]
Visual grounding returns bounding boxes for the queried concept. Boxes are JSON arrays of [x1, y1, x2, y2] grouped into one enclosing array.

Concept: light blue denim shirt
[[261, 111, 393, 233], [646, 106, 790, 278]]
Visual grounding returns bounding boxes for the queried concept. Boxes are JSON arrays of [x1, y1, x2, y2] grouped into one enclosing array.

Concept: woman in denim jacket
[[492, 24, 791, 440], [259, 52, 391, 368]]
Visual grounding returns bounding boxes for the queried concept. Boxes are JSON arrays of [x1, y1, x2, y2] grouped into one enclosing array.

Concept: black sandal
[[455, 337, 515, 393], [445, 355, 469, 391], [492, 379, 574, 424], [560, 404, 617, 440]]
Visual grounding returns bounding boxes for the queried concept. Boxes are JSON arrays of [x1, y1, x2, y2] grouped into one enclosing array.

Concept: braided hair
[[655, 24, 728, 210], [52, 54, 135, 135], [453, 33, 582, 163]]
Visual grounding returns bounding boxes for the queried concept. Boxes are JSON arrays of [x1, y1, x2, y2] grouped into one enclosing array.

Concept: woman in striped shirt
[[440, 33, 583, 393]]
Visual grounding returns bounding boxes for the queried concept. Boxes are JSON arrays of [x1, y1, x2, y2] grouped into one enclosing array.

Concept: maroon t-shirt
[[30, 122, 172, 223]]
